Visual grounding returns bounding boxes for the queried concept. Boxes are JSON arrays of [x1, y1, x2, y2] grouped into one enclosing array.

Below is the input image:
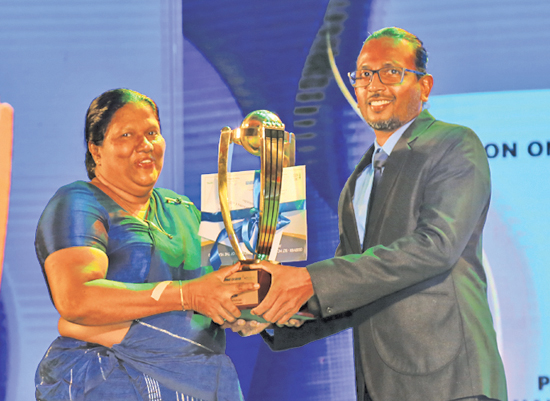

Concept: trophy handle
[[284, 131, 295, 168], [218, 126, 246, 261]]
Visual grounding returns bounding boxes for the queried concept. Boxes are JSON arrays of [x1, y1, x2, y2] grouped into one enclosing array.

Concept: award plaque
[[211, 110, 311, 319]]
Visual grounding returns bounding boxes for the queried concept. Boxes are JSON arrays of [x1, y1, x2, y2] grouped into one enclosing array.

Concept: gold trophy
[[218, 110, 295, 311]]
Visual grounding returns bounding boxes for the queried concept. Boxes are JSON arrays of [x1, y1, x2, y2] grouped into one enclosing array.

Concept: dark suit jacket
[[265, 110, 507, 401]]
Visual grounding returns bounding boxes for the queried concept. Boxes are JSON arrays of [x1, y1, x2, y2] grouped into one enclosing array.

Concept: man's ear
[[420, 74, 433, 103]]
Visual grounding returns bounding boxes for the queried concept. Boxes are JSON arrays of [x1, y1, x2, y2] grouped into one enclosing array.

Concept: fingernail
[[253, 284, 260, 289]]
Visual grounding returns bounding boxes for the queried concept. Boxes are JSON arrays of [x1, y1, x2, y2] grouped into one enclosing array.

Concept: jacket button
[[326, 307, 333, 314]]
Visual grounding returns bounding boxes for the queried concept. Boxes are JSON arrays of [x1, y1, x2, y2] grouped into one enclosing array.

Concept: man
[[239, 27, 507, 401]]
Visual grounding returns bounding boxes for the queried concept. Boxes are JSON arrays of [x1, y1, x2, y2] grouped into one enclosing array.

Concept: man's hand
[[221, 319, 272, 336], [184, 262, 258, 325], [221, 318, 306, 336], [251, 262, 314, 325]]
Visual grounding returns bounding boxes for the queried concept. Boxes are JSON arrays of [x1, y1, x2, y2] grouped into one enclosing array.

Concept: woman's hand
[[183, 263, 259, 325]]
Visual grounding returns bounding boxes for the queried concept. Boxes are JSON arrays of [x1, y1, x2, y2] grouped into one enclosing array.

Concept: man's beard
[[366, 116, 402, 132]]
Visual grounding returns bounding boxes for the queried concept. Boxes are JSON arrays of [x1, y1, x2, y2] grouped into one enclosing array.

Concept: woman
[[34, 88, 256, 401]]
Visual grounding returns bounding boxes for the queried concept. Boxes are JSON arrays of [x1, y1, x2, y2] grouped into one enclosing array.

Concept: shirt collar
[[373, 117, 416, 156]]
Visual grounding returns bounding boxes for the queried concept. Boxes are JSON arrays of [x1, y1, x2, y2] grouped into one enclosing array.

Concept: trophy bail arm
[[218, 126, 246, 261], [284, 131, 296, 168]]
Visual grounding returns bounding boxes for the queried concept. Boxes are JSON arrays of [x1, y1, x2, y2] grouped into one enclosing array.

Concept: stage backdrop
[[1, 1, 549, 401]]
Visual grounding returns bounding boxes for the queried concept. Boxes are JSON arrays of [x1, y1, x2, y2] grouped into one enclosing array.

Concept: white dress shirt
[[353, 119, 415, 248]]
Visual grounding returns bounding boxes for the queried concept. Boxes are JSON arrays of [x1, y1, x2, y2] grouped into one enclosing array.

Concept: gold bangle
[[179, 280, 185, 311]]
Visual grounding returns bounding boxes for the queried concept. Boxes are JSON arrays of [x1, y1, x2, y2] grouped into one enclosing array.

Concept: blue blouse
[[34, 181, 242, 401]]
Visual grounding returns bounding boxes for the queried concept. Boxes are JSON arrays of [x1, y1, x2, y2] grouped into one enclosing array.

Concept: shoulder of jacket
[[419, 118, 481, 148]]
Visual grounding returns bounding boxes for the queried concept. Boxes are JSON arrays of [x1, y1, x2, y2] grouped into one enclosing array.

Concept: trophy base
[[225, 261, 272, 310], [225, 260, 315, 322]]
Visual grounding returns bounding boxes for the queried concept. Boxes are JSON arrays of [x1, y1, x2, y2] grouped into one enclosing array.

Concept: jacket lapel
[[364, 110, 436, 246], [339, 145, 375, 254]]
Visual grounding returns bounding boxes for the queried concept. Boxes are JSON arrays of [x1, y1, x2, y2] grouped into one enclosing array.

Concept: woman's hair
[[84, 88, 160, 179]]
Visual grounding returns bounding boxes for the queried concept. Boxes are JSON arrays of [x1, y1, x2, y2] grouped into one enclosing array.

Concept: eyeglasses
[[348, 67, 426, 87]]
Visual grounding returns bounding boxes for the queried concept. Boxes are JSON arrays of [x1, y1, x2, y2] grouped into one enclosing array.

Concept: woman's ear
[[88, 142, 101, 166]]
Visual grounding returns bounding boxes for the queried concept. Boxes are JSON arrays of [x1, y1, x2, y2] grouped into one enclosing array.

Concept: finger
[[288, 318, 305, 328], [223, 304, 242, 321], [259, 296, 290, 322], [229, 319, 247, 332], [250, 303, 267, 317], [266, 307, 289, 324], [232, 282, 260, 295], [262, 310, 282, 324], [219, 260, 241, 270], [218, 262, 243, 278], [254, 322, 272, 334], [210, 313, 225, 326], [267, 298, 301, 324], [250, 289, 279, 316], [248, 263, 270, 273], [245, 320, 259, 331], [244, 327, 264, 337], [224, 294, 245, 315], [224, 319, 247, 332], [218, 303, 242, 323], [276, 319, 301, 328], [254, 260, 276, 273], [276, 310, 298, 326], [240, 322, 270, 337], [235, 321, 255, 336]]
